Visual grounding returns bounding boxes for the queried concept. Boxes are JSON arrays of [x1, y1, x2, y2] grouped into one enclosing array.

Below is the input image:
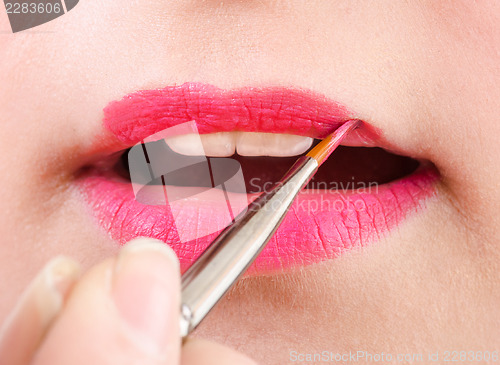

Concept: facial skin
[[0, 1, 499, 364]]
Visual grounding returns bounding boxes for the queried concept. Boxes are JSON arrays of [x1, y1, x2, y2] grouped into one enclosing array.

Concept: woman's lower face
[[0, 1, 499, 363]]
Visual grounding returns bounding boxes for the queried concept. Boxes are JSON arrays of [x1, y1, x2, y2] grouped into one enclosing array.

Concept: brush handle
[[179, 156, 318, 337]]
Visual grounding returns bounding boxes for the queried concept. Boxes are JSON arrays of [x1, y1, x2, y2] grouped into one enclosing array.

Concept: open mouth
[[78, 83, 439, 274], [113, 134, 420, 195]]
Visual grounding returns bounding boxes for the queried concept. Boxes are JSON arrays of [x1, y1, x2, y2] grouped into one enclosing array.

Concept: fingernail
[[28, 256, 81, 328], [112, 237, 180, 356]]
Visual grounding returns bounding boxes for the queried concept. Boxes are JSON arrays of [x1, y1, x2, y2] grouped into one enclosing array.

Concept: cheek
[[422, 2, 500, 166]]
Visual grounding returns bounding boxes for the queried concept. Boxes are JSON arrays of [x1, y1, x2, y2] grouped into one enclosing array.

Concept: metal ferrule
[[179, 155, 318, 338]]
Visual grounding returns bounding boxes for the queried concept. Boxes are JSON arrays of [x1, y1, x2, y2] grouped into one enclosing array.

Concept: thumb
[[33, 237, 181, 365]]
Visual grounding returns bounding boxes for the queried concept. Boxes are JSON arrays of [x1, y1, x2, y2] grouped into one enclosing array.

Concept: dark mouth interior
[[114, 139, 420, 194]]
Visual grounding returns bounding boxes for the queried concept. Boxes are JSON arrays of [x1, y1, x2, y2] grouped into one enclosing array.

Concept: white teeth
[[165, 132, 312, 157], [201, 132, 236, 156], [164, 133, 205, 156], [235, 132, 313, 157]]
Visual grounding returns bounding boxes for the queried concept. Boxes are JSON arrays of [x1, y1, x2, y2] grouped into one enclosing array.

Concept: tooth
[[200, 132, 236, 156], [166, 132, 313, 157], [165, 132, 235, 157], [236, 132, 313, 157], [165, 133, 204, 155]]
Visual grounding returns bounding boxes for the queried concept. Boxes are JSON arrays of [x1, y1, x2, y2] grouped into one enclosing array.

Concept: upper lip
[[101, 82, 379, 151]]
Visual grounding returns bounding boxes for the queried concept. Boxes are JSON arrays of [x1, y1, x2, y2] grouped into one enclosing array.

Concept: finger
[[0, 256, 80, 365], [181, 338, 258, 365], [33, 237, 181, 365]]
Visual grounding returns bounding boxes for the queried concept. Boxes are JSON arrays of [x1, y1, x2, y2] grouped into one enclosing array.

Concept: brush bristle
[[306, 119, 361, 165]]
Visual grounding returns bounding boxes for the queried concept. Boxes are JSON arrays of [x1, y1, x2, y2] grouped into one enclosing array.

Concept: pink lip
[[102, 82, 378, 144], [80, 82, 439, 274]]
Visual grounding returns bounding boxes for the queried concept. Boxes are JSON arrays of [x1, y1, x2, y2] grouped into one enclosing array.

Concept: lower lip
[[79, 165, 439, 274]]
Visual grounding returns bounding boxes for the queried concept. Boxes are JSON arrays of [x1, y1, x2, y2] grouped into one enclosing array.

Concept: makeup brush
[[179, 119, 361, 338]]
